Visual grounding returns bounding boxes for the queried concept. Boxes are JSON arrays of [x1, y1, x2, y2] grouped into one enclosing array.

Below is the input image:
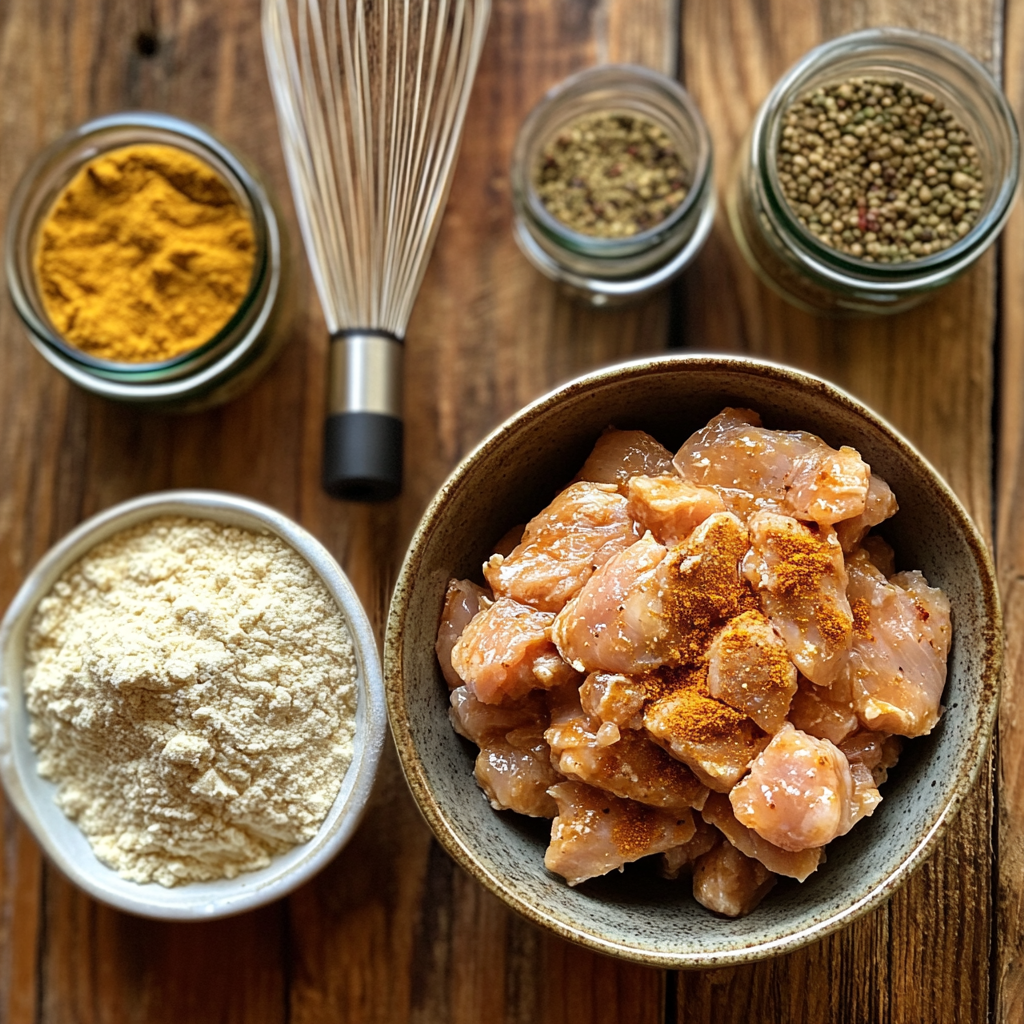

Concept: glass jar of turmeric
[[5, 112, 287, 410]]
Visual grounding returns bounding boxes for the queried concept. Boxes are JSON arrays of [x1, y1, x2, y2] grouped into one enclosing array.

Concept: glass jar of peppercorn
[[728, 28, 1019, 316], [511, 64, 715, 305]]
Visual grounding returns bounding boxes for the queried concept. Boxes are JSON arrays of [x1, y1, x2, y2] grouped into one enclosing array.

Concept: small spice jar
[[729, 28, 1020, 315], [511, 65, 715, 305], [5, 112, 287, 410]]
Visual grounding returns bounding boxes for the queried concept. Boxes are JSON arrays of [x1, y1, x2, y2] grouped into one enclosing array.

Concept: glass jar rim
[[5, 111, 271, 377], [515, 63, 713, 258], [751, 27, 1020, 290]]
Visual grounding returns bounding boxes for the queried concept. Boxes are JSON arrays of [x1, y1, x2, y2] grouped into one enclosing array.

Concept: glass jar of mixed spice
[[5, 112, 287, 410], [510, 64, 715, 305], [728, 28, 1020, 315]]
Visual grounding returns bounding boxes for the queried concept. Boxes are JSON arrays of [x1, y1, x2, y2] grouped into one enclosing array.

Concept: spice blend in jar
[[534, 112, 690, 238], [35, 144, 257, 363], [776, 78, 985, 263]]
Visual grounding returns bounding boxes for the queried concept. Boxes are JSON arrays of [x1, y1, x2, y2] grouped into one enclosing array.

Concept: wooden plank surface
[[0, 0, 1013, 1021], [677, 2, 999, 1022], [997, 0, 1024, 1019]]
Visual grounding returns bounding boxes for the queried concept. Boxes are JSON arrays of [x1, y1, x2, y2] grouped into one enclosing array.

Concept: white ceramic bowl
[[0, 490, 386, 920]]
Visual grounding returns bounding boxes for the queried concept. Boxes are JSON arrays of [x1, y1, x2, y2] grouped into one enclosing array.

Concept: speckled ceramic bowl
[[384, 354, 1002, 967], [0, 490, 386, 920]]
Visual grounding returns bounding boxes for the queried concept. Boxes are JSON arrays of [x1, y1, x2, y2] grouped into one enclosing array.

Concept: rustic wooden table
[[0, 0, 1020, 1021]]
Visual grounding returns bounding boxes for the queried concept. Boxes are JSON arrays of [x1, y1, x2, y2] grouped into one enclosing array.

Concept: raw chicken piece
[[692, 841, 777, 918], [706, 609, 798, 732], [576, 428, 675, 494], [730, 724, 877, 852], [626, 475, 726, 547], [544, 781, 696, 886], [449, 686, 549, 746], [701, 792, 823, 881], [484, 482, 638, 613], [642, 666, 768, 792], [450, 597, 577, 704], [436, 579, 493, 688], [861, 535, 896, 578], [579, 671, 649, 729], [552, 533, 671, 674], [787, 675, 859, 745], [744, 512, 853, 686], [661, 817, 721, 878], [476, 726, 561, 818], [673, 408, 870, 525], [840, 730, 902, 787], [545, 688, 709, 811], [838, 550, 951, 737], [835, 474, 899, 553], [555, 512, 756, 676], [660, 511, 759, 666]]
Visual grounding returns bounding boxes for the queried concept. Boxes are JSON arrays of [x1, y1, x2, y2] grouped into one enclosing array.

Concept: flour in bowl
[[24, 516, 358, 887]]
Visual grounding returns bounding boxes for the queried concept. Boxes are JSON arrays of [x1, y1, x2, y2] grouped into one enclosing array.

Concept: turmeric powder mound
[[34, 143, 256, 363]]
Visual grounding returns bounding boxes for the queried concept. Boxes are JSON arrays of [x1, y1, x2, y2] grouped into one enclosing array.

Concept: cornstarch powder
[[24, 516, 358, 887]]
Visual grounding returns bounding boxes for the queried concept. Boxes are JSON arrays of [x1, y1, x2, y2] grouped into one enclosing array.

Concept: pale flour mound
[[24, 516, 358, 887]]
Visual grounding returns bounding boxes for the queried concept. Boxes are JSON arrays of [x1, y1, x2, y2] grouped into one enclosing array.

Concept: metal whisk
[[263, 0, 490, 500]]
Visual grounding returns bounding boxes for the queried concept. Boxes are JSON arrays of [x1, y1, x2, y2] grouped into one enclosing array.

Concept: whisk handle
[[323, 330, 404, 502]]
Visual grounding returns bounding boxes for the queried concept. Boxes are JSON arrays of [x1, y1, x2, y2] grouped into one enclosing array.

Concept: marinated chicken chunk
[[838, 550, 951, 737], [576, 428, 675, 494], [673, 407, 870, 525], [545, 688, 709, 811], [692, 840, 777, 918], [661, 511, 758, 666], [579, 671, 649, 729], [476, 726, 561, 818], [552, 532, 671, 675], [484, 481, 638, 612], [449, 686, 549, 746], [450, 597, 576, 704], [545, 781, 696, 886], [744, 512, 853, 686], [642, 666, 768, 792], [626, 475, 726, 547], [661, 817, 721, 879], [835, 474, 899, 553], [701, 792, 823, 881], [730, 724, 878, 852], [436, 579, 493, 688], [706, 609, 798, 732], [787, 675, 859, 745]]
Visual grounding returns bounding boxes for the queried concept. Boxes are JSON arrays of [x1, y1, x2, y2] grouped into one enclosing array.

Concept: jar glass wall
[[511, 64, 715, 306], [5, 112, 287, 409], [728, 28, 1020, 315]]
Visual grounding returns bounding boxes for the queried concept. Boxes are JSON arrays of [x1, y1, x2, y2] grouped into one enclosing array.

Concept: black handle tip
[[323, 412, 403, 502]]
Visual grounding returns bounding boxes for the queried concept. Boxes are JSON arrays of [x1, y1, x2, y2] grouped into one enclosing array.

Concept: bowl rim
[[384, 352, 1003, 967], [0, 489, 386, 920]]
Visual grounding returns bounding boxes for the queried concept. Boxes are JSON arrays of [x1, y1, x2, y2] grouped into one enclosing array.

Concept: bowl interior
[[0, 491, 385, 920], [388, 357, 1000, 966]]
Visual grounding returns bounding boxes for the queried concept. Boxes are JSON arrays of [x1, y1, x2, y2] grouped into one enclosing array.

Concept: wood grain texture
[[0, 0, 676, 1022], [677, 2, 999, 1022], [997, 0, 1024, 1019]]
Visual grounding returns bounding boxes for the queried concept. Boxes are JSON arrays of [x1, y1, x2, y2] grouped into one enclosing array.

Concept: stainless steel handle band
[[328, 331, 404, 417]]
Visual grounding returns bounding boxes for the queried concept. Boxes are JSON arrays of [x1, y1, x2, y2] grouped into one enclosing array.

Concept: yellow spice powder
[[34, 143, 256, 363]]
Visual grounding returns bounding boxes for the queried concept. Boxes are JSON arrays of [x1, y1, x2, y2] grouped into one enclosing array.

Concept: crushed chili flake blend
[[534, 112, 690, 238]]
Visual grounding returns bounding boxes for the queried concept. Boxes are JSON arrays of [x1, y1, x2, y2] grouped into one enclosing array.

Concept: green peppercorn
[[776, 77, 985, 263]]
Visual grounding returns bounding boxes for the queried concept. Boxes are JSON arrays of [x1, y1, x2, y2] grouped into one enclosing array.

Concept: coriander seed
[[776, 77, 985, 263], [534, 112, 690, 238]]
